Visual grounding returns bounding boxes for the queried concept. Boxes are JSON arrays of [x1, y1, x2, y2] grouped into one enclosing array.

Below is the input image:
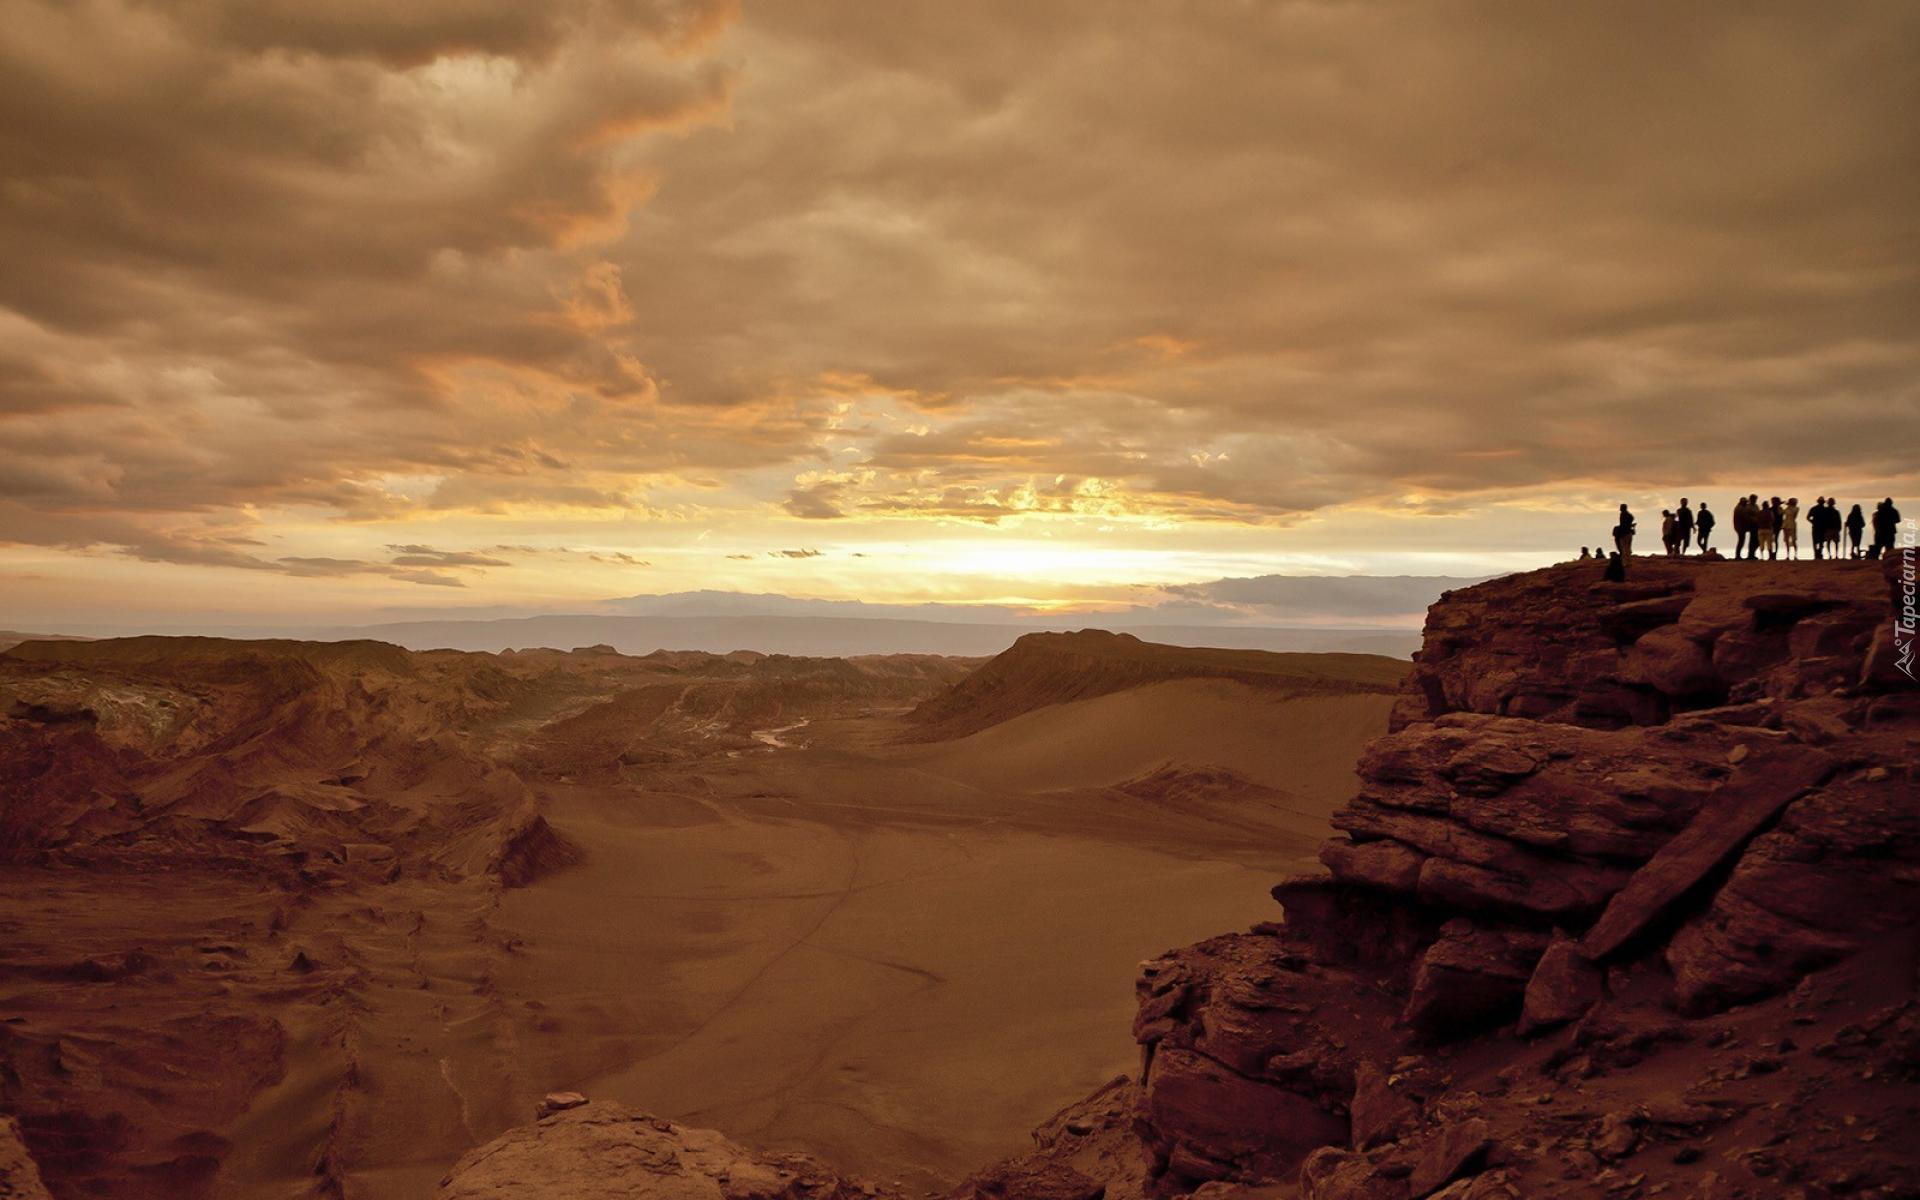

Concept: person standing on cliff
[[1732, 495, 1755, 560], [1696, 502, 1716, 553], [1675, 498, 1695, 554], [1613, 504, 1636, 558], [1809, 498, 1827, 560], [1783, 497, 1800, 559], [1846, 503, 1867, 557], [1660, 509, 1678, 555], [1870, 498, 1902, 558]]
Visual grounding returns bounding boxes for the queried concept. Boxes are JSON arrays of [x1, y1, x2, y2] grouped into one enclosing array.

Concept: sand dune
[[898, 677, 1393, 800]]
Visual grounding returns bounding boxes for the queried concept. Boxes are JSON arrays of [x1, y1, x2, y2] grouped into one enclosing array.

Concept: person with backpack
[[1613, 504, 1637, 558]]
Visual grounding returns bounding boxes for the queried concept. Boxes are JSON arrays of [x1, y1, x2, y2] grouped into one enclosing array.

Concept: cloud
[[1, 0, 1915, 596], [769, 548, 822, 558], [0, 0, 810, 567], [385, 544, 513, 568], [1162, 575, 1490, 624], [608, 1, 1918, 520]]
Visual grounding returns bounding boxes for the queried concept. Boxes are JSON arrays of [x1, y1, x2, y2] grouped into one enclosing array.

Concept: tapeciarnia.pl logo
[[1898, 519, 1917, 682]]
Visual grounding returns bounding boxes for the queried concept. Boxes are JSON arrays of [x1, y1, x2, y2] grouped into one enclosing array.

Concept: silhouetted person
[[1871, 497, 1902, 558], [1579, 546, 1592, 560], [1809, 498, 1828, 560], [1695, 503, 1715, 553], [1675, 498, 1694, 554], [1733, 495, 1756, 559], [1603, 550, 1626, 582], [1614, 503, 1636, 557], [1846, 504, 1866, 557], [1661, 509, 1678, 556], [1761, 497, 1782, 560], [1783, 497, 1799, 559]]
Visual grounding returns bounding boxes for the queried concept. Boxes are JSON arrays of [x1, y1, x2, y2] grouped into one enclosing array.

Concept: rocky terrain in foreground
[[439, 557, 1918, 1199]]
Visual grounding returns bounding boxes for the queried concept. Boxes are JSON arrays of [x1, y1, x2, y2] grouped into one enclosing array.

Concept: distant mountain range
[[310, 614, 1424, 659], [5, 575, 1488, 658]]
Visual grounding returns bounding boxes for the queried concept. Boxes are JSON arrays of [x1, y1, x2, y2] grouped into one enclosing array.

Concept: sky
[[1, 1, 1915, 629]]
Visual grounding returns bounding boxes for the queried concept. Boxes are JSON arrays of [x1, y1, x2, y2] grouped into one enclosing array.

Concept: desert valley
[[3, 556, 1916, 1200], [0, 618, 1403, 1197]]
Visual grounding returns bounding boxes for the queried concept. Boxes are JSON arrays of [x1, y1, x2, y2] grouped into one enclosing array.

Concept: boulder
[[1299, 1147, 1407, 1200], [1403, 922, 1547, 1037], [537, 1091, 588, 1117], [1666, 775, 1920, 1012], [437, 1104, 900, 1200], [1517, 936, 1603, 1035], [1620, 626, 1721, 702], [1406, 1117, 1491, 1196], [1141, 1049, 1349, 1182], [950, 1159, 1104, 1200], [1580, 744, 1835, 960], [1321, 838, 1425, 893]]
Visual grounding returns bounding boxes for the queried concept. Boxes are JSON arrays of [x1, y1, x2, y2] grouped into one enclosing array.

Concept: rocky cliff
[[437, 558, 1919, 1200], [1026, 556, 1920, 1200]]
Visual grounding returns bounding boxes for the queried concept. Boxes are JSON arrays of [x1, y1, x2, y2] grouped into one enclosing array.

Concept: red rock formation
[[1002, 558, 1919, 1198], [437, 1103, 904, 1200]]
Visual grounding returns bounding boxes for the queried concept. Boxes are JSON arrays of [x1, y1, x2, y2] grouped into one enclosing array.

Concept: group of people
[[1580, 495, 1903, 578]]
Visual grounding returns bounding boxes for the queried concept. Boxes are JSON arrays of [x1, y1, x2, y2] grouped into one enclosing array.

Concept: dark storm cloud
[[2, 0, 1916, 572], [0, 0, 794, 564], [612, 0, 1919, 517]]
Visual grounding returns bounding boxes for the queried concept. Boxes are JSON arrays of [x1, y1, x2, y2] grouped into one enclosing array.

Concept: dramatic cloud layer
[[1, 0, 1915, 619]]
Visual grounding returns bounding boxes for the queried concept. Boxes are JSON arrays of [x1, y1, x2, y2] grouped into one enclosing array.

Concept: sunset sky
[[2, 1, 1915, 628]]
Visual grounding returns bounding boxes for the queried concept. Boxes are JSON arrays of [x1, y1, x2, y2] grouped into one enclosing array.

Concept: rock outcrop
[[1002, 557, 1920, 1198], [438, 1103, 904, 1200]]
